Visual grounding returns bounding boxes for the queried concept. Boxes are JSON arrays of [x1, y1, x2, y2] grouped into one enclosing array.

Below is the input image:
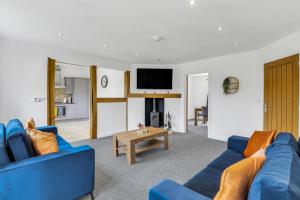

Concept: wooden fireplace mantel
[[127, 93, 181, 98]]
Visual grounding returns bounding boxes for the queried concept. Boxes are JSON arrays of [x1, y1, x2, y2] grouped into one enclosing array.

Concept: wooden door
[[264, 54, 299, 138]]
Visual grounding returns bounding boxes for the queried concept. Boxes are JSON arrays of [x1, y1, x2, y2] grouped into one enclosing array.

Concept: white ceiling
[[1, 0, 300, 64]]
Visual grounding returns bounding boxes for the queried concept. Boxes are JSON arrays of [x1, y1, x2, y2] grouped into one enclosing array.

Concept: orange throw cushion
[[213, 156, 266, 200], [28, 129, 59, 156], [26, 118, 36, 130], [243, 131, 275, 157]]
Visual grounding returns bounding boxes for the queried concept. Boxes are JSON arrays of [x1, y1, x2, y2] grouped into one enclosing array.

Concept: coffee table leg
[[164, 133, 169, 150], [113, 136, 119, 157], [127, 141, 135, 165]]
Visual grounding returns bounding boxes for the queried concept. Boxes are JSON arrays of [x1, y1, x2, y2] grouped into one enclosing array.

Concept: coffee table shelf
[[117, 139, 164, 154]]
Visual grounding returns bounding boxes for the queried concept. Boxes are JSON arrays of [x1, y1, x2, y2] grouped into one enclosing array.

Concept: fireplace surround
[[145, 98, 164, 127]]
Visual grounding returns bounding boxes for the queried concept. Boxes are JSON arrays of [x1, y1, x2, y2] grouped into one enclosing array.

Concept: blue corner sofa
[[0, 119, 95, 200], [149, 132, 300, 200]]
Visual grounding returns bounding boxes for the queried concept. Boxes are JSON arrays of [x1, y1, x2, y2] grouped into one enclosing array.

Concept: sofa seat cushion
[[57, 135, 73, 151], [248, 145, 300, 200], [184, 167, 223, 199], [207, 150, 244, 171], [273, 132, 299, 154]]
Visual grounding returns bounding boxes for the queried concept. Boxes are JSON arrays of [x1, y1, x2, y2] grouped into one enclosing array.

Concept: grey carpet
[[188, 119, 208, 137], [74, 129, 226, 200]]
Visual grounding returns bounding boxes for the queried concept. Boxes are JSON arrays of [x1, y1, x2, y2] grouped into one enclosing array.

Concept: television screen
[[137, 68, 173, 89]]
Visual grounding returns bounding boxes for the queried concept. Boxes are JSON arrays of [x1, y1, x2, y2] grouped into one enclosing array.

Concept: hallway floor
[[56, 119, 90, 142]]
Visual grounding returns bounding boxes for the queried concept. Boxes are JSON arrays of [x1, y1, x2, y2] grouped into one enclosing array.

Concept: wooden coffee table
[[113, 127, 169, 165]]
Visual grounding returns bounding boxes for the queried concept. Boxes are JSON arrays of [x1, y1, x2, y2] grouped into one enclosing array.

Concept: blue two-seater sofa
[[149, 132, 300, 200], [0, 119, 95, 200]]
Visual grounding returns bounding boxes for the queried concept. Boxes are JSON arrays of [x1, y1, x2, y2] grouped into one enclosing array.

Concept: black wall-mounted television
[[137, 68, 173, 89]]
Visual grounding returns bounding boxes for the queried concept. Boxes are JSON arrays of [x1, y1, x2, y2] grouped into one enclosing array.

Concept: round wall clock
[[101, 75, 108, 88]]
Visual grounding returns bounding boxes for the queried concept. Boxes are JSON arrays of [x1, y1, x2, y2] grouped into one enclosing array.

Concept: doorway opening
[[186, 73, 209, 137], [54, 64, 90, 142]]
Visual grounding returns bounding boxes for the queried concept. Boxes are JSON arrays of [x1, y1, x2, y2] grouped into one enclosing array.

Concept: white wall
[[188, 74, 209, 119], [177, 51, 262, 141], [97, 68, 127, 137], [97, 68, 124, 97], [128, 98, 145, 131], [0, 38, 126, 126], [97, 103, 126, 138]]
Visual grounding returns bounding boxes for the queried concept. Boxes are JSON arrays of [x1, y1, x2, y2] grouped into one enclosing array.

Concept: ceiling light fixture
[[152, 35, 163, 42], [189, 0, 195, 6], [57, 33, 63, 37], [218, 27, 223, 31], [135, 52, 139, 56], [234, 41, 239, 46], [103, 44, 107, 48]]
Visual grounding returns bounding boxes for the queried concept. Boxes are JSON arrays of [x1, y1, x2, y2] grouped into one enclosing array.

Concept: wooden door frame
[[89, 65, 97, 139], [47, 58, 98, 139], [47, 58, 56, 126], [263, 54, 299, 138], [185, 73, 211, 135]]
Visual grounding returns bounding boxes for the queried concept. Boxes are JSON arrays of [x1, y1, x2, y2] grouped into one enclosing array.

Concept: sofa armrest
[[37, 125, 57, 134], [0, 145, 95, 200], [228, 135, 249, 153], [149, 179, 211, 200]]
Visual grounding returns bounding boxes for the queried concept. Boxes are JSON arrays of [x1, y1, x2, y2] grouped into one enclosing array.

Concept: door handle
[[264, 104, 268, 113]]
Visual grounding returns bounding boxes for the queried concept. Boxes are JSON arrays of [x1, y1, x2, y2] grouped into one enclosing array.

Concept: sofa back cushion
[[248, 145, 300, 200], [243, 131, 275, 157], [0, 124, 10, 166], [0, 123, 6, 146], [0, 145, 10, 166], [6, 119, 25, 139], [273, 132, 299, 154], [6, 119, 35, 161]]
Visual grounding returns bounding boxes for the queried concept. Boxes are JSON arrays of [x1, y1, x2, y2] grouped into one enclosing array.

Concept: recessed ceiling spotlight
[[158, 58, 162, 62], [103, 44, 107, 48], [152, 35, 163, 42], [189, 0, 195, 6], [234, 41, 239, 46], [135, 52, 139, 56], [218, 27, 223, 31], [57, 33, 63, 37]]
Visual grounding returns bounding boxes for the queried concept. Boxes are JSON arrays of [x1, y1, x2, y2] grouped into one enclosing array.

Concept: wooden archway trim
[[47, 58, 56, 126], [90, 65, 98, 139]]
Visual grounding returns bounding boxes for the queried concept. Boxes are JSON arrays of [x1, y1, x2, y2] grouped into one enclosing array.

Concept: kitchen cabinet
[[65, 104, 76, 119], [65, 77, 74, 94], [55, 67, 65, 88]]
